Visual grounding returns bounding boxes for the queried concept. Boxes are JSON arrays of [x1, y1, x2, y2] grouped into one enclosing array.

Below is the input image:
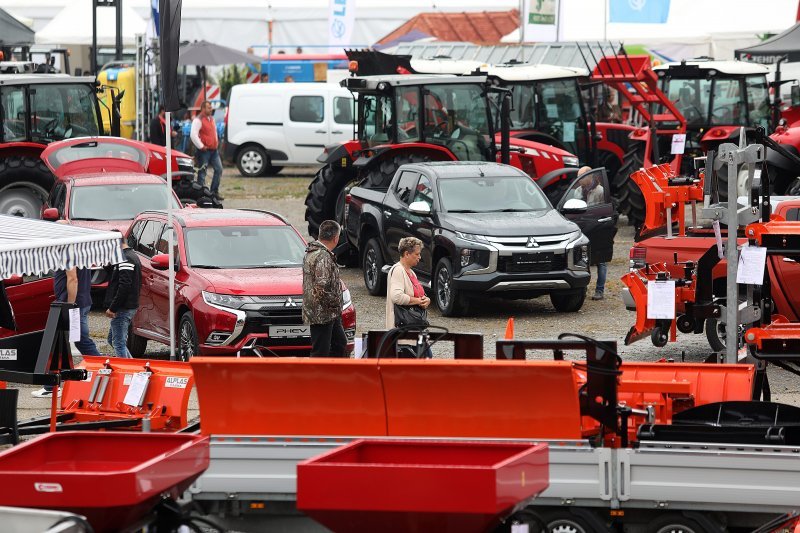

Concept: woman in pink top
[[386, 237, 432, 357]]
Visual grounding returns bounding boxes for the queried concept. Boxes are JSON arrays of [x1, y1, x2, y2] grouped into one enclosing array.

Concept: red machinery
[[297, 439, 549, 533], [0, 431, 209, 532]]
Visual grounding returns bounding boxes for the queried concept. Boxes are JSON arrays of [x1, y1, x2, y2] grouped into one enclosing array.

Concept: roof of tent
[[0, 7, 35, 46], [0, 215, 123, 278], [36, 1, 146, 46], [736, 23, 800, 64]]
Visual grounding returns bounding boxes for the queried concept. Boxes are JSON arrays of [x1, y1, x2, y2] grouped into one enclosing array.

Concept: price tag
[[647, 280, 676, 319], [68, 308, 80, 342], [671, 133, 686, 155]]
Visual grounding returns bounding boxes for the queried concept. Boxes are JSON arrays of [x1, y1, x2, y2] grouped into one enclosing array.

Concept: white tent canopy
[[0, 215, 123, 279], [35, 0, 146, 46]]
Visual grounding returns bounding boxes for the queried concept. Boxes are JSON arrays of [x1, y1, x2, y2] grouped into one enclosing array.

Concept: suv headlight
[[455, 231, 490, 244], [342, 288, 353, 310], [562, 156, 580, 167], [203, 291, 252, 309]]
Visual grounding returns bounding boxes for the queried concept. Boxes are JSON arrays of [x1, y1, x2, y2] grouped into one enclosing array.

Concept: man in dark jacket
[[149, 105, 177, 147], [104, 232, 141, 357], [302, 220, 346, 357]]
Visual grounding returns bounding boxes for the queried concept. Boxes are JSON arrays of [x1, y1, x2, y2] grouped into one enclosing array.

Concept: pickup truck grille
[[498, 252, 567, 273]]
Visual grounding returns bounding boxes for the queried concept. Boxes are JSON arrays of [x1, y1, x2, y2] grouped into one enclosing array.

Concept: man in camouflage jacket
[[302, 220, 346, 357]]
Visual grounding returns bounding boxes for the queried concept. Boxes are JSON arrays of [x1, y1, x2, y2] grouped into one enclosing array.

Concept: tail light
[[348, 60, 358, 73], [629, 246, 647, 270]]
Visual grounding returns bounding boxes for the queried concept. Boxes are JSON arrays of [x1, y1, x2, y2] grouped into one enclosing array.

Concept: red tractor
[[304, 73, 580, 241], [0, 73, 219, 217]]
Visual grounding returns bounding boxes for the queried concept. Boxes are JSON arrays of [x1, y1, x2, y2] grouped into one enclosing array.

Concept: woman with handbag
[[386, 237, 432, 357]]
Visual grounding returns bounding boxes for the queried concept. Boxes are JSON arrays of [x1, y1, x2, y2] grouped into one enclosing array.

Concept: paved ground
[[15, 165, 798, 421]]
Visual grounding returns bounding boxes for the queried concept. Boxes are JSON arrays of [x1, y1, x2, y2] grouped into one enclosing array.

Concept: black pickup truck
[[344, 161, 616, 315]]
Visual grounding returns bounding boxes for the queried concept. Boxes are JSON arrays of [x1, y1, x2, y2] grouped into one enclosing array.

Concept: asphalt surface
[[15, 166, 798, 421]]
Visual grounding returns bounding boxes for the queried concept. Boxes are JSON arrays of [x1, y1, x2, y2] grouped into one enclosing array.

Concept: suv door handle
[[598, 217, 613, 223], [315, 129, 326, 134], [332, 130, 344, 134], [383, 210, 391, 217]]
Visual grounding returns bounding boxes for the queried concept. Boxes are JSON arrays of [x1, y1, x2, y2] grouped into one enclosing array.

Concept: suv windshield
[[185, 226, 306, 268], [26, 84, 100, 142], [70, 184, 179, 220], [438, 175, 551, 212]]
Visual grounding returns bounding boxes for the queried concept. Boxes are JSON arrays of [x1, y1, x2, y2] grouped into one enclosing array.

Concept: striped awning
[[0, 215, 124, 279]]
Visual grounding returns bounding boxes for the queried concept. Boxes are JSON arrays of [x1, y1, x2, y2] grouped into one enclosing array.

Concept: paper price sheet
[[647, 280, 675, 319], [736, 245, 767, 285]]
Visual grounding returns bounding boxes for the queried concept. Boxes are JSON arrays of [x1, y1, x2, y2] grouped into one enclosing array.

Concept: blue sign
[[609, 0, 670, 24]]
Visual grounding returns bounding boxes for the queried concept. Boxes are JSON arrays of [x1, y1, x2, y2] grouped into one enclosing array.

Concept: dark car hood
[[440, 209, 579, 237]]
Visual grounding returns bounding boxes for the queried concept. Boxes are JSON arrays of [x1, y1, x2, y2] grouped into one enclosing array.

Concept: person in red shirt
[[190, 100, 224, 200]]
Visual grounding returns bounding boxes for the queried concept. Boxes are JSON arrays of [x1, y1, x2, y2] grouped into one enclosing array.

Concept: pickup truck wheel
[[178, 312, 199, 362], [305, 164, 352, 239], [549, 288, 586, 313], [705, 317, 726, 352], [434, 257, 469, 317], [616, 144, 646, 229], [363, 238, 386, 296]]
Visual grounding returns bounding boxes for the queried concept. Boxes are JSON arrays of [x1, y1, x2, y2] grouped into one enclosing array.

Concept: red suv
[[125, 208, 356, 359]]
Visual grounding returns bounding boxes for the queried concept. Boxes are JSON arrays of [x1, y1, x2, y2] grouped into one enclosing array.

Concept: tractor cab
[[344, 74, 496, 163], [654, 59, 771, 152]]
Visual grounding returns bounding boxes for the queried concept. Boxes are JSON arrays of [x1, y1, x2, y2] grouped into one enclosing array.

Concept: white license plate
[[269, 325, 311, 338]]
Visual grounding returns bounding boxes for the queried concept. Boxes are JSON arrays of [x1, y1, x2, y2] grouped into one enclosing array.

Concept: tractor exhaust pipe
[[500, 90, 511, 165]]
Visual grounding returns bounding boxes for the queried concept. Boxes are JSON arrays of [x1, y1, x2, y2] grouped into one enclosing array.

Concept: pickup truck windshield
[[438, 176, 550, 212], [70, 184, 180, 220], [185, 226, 306, 268]]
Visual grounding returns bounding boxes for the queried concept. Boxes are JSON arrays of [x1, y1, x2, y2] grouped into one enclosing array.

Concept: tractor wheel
[[173, 176, 222, 208], [304, 164, 353, 239], [615, 144, 647, 229], [598, 149, 622, 198], [362, 153, 432, 189], [0, 156, 54, 218]]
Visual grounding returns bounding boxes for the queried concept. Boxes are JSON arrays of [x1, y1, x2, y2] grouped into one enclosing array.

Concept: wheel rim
[[179, 321, 196, 361], [549, 520, 587, 533], [654, 525, 699, 533], [365, 248, 378, 289], [0, 188, 42, 218], [240, 151, 263, 175], [436, 266, 451, 310], [715, 320, 726, 345]]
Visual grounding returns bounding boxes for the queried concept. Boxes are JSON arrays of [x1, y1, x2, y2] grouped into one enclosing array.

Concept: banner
[[522, 0, 559, 42], [159, 0, 182, 112], [328, 0, 356, 53], [151, 0, 160, 37], [609, 0, 670, 24]]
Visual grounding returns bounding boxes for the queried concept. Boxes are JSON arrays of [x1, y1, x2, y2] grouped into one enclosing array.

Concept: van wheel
[[236, 145, 268, 177]]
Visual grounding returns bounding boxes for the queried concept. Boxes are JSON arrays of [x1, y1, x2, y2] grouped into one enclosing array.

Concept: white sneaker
[[31, 388, 62, 398]]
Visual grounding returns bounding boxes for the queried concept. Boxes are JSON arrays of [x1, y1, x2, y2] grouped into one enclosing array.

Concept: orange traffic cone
[[504, 317, 515, 339]]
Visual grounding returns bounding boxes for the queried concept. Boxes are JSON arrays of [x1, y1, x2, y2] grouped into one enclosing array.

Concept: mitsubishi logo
[[284, 297, 298, 307], [526, 237, 539, 248]]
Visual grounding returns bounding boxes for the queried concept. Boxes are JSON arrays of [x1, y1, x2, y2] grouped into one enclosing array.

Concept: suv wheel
[[236, 145, 267, 177], [178, 311, 199, 361], [434, 257, 468, 317], [363, 238, 386, 296], [127, 327, 148, 357], [550, 288, 587, 313]]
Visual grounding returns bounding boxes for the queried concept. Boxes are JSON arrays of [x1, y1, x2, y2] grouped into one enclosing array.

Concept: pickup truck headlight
[[342, 288, 353, 310], [203, 291, 252, 309], [455, 231, 490, 244], [573, 244, 589, 267], [562, 156, 580, 167]]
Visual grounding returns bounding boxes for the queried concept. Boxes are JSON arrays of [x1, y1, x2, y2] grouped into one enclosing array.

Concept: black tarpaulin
[[736, 23, 800, 64], [159, 0, 182, 112]]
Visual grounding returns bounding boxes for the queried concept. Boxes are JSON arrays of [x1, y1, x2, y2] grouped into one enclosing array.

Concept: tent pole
[[166, 111, 176, 361]]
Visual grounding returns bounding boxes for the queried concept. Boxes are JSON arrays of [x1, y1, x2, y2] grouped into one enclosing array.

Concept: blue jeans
[[107, 308, 136, 358], [195, 149, 223, 194], [76, 305, 101, 356], [595, 262, 607, 293]]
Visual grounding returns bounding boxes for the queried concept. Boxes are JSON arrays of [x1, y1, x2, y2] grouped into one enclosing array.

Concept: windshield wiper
[[190, 264, 222, 269], [447, 209, 480, 213], [70, 217, 105, 221], [494, 208, 533, 212]]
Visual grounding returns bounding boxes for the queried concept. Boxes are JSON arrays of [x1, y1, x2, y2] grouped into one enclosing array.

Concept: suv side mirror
[[42, 207, 60, 221], [150, 254, 173, 271], [3, 275, 23, 287], [408, 201, 431, 215], [561, 198, 588, 214]]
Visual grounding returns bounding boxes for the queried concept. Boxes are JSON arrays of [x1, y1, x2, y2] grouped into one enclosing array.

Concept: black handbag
[[393, 304, 429, 328]]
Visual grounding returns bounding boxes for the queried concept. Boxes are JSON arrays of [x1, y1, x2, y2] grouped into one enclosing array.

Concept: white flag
[[329, 0, 355, 54]]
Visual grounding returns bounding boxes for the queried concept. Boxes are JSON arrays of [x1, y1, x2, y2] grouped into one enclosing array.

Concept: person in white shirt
[[190, 101, 224, 200]]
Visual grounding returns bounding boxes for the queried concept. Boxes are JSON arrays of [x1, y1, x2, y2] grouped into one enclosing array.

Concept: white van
[[225, 82, 355, 176]]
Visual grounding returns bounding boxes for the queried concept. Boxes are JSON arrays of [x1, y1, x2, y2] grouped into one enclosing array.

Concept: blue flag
[[152, 0, 160, 37], [609, 0, 670, 23]]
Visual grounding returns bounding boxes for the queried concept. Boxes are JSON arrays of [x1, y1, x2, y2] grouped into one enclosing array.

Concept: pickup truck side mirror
[[408, 201, 431, 216], [561, 198, 588, 214]]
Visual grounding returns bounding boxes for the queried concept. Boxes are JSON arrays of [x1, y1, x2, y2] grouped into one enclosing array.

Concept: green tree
[[219, 64, 247, 102]]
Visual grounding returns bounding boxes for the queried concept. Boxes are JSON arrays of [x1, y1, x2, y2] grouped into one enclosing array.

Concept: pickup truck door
[[384, 169, 422, 265], [766, 204, 800, 321], [557, 169, 617, 264], [403, 173, 436, 276]]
